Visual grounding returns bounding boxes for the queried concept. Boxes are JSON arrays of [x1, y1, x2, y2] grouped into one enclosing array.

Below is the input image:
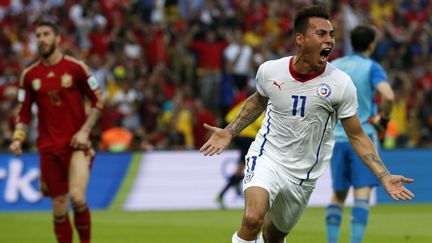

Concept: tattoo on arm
[[377, 171, 391, 179], [363, 153, 385, 167], [362, 153, 390, 179], [225, 93, 267, 137]]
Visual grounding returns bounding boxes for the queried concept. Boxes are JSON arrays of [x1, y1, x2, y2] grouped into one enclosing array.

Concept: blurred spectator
[[0, 0, 431, 151], [224, 27, 253, 91], [185, 24, 228, 112], [0, 68, 18, 148], [143, 23, 169, 68], [419, 91, 432, 147], [192, 98, 216, 149], [88, 13, 116, 58]]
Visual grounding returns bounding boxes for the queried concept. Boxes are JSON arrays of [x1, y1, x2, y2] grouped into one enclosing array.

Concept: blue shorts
[[330, 134, 379, 191]]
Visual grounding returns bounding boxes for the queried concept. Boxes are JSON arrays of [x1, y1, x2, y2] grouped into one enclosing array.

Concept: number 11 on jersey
[[292, 95, 306, 117]]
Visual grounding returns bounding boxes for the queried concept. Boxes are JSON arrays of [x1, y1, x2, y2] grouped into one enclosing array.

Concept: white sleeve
[[255, 62, 268, 97], [337, 78, 358, 118]]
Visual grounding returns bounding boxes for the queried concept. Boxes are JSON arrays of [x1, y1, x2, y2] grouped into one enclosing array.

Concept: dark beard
[[39, 43, 56, 59]]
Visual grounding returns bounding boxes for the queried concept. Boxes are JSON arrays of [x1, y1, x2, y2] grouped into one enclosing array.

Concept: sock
[[326, 204, 343, 243], [220, 175, 243, 198], [350, 199, 369, 243], [232, 232, 258, 243], [73, 203, 91, 243], [54, 214, 73, 243]]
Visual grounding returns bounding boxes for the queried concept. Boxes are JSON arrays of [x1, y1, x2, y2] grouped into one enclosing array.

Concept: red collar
[[289, 57, 326, 82]]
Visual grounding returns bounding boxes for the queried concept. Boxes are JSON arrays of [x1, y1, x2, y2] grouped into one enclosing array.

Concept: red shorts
[[39, 146, 94, 197]]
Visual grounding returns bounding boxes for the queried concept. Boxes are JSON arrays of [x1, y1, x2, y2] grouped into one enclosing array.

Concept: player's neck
[[362, 50, 371, 58], [41, 49, 63, 66], [292, 55, 325, 74]]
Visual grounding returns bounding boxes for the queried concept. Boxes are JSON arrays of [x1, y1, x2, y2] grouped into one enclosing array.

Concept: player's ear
[[295, 32, 303, 47]]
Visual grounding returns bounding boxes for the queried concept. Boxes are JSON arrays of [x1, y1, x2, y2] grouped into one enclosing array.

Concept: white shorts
[[243, 154, 315, 233]]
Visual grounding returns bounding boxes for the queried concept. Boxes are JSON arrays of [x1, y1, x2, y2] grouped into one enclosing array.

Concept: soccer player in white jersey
[[325, 26, 396, 243], [200, 5, 414, 243]]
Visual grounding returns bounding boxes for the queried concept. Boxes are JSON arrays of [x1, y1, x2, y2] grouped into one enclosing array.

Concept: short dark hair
[[350, 26, 376, 52], [294, 5, 330, 34], [35, 19, 60, 35]]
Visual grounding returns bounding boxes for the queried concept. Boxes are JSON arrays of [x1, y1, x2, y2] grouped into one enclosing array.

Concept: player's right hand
[[9, 140, 23, 156], [199, 123, 232, 156], [70, 129, 90, 150]]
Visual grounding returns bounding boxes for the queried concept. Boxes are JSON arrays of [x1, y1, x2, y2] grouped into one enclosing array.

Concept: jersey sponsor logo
[[243, 171, 254, 184], [316, 83, 331, 99], [87, 76, 99, 90], [61, 73, 73, 88], [272, 81, 285, 91], [31, 79, 41, 91]]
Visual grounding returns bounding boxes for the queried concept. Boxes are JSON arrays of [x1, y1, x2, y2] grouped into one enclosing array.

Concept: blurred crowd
[[0, 0, 431, 152]]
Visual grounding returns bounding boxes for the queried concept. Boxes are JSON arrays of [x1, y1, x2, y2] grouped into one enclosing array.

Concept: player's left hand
[[70, 130, 90, 149], [381, 175, 414, 201]]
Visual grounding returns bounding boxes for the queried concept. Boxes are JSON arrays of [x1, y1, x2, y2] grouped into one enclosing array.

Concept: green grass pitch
[[0, 204, 431, 242]]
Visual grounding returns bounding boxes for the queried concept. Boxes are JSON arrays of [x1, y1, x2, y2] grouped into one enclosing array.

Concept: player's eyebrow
[[315, 29, 335, 36]]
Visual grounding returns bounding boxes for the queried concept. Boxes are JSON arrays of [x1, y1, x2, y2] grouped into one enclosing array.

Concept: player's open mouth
[[320, 48, 332, 61]]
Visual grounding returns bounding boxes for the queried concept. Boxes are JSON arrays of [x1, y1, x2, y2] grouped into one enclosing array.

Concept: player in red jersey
[[9, 20, 104, 243]]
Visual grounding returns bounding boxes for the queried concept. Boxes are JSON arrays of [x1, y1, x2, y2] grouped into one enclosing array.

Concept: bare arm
[[225, 91, 268, 137], [341, 115, 389, 178], [80, 108, 101, 133], [70, 107, 101, 149], [341, 115, 414, 200], [368, 81, 395, 140], [200, 91, 268, 156], [70, 61, 105, 149], [376, 82, 395, 119], [10, 72, 33, 156]]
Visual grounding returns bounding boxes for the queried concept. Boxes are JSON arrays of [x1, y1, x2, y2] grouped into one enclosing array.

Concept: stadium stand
[[0, 0, 431, 151]]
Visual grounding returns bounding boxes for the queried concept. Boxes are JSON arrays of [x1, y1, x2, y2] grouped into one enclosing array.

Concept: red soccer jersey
[[17, 55, 104, 152], [189, 40, 228, 70]]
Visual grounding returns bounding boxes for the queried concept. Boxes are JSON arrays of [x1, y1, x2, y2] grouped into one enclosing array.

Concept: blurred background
[[0, 0, 431, 151], [0, 0, 431, 242]]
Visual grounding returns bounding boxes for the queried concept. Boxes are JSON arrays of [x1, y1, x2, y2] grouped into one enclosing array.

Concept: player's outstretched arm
[[341, 115, 414, 201], [200, 91, 268, 156]]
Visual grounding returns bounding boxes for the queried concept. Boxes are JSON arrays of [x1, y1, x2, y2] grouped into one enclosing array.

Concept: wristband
[[12, 130, 26, 142]]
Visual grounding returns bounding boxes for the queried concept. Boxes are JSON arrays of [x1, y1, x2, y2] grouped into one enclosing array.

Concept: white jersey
[[247, 56, 358, 184]]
